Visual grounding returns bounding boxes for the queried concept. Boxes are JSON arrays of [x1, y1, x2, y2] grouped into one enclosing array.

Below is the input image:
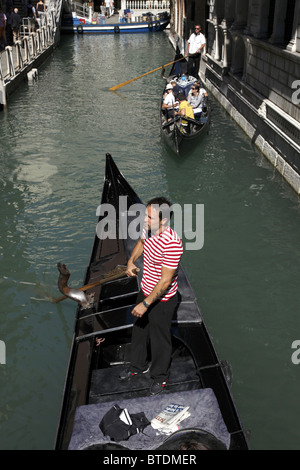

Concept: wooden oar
[[109, 56, 188, 91], [53, 266, 139, 303]]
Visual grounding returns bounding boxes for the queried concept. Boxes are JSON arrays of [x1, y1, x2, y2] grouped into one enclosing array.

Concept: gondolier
[[55, 155, 249, 450], [120, 197, 183, 396], [186, 24, 206, 77]]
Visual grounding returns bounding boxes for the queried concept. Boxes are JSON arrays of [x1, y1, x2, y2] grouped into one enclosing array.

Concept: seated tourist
[[188, 83, 208, 117], [162, 83, 178, 121], [175, 92, 194, 132]]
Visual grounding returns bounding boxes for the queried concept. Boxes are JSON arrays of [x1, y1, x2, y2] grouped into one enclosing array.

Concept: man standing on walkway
[[186, 24, 206, 77], [11, 8, 21, 44], [105, 0, 110, 16], [119, 197, 183, 395], [26, 1, 37, 32]]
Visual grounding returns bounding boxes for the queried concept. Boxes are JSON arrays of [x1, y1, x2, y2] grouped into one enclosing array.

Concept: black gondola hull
[[55, 154, 249, 450]]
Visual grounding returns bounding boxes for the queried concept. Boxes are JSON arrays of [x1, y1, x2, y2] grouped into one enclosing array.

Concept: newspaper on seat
[[151, 404, 191, 435]]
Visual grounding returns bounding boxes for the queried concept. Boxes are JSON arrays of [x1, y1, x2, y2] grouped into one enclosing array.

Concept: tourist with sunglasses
[[186, 24, 206, 77], [188, 83, 208, 116]]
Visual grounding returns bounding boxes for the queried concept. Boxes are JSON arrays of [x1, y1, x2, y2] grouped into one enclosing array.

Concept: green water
[[0, 32, 300, 450]]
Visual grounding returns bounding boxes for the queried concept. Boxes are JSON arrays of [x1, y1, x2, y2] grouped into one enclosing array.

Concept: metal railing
[[47, 0, 64, 27], [68, 1, 93, 21], [121, 0, 170, 10], [0, 12, 55, 79]]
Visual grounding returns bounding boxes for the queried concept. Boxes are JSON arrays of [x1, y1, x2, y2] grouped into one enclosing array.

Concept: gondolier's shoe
[[119, 367, 149, 381], [150, 380, 167, 395]]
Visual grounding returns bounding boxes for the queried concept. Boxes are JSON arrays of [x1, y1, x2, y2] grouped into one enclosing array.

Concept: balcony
[[120, 0, 170, 13]]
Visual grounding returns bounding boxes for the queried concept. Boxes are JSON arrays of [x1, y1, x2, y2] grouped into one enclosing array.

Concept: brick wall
[[245, 38, 300, 121]]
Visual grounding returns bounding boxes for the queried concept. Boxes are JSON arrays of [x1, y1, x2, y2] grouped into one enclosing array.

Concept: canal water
[[0, 32, 300, 450]]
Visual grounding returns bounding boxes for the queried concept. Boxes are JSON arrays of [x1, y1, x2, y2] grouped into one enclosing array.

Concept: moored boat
[[61, 11, 170, 34], [160, 54, 210, 156], [54, 154, 249, 450]]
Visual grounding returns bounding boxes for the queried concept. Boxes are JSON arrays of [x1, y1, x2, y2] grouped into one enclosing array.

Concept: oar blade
[[53, 266, 139, 304]]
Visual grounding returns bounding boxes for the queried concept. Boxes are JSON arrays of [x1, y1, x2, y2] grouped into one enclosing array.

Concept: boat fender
[[148, 21, 153, 31], [77, 24, 83, 34], [114, 25, 120, 33]]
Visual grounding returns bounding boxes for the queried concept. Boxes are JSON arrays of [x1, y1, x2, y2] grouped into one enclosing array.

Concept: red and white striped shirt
[[141, 226, 183, 301]]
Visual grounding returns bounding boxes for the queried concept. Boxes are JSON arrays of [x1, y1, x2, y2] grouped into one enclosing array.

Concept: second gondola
[[160, 55, 210, 156]]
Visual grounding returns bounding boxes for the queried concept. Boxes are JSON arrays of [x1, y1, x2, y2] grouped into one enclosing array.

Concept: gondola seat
[[68, 388, 230, 450]]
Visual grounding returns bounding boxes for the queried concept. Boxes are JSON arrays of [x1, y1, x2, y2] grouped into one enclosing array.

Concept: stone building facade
[[169, 0, 300, 195]]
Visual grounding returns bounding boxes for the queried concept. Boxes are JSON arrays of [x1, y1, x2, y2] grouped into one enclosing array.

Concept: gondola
[[54, 153, 249, 451], [160, 55, 210, 156]]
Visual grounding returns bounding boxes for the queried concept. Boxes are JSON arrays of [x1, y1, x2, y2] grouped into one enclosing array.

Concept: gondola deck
[[54, 154, 249, 450]]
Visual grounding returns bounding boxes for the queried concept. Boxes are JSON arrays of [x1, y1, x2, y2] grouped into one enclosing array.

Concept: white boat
[[61, 9, 170, 34]]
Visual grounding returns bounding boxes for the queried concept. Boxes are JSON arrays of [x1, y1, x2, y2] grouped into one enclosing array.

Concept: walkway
[[0, 0, 62, 107]]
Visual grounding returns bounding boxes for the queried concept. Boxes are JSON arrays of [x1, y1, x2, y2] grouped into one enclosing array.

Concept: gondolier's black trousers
[[187, 52, 201, 77], [130, 290, 178, 382]]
